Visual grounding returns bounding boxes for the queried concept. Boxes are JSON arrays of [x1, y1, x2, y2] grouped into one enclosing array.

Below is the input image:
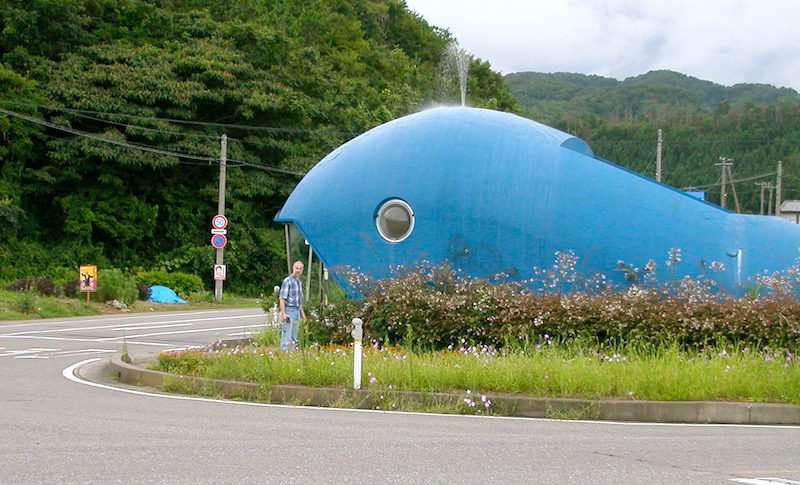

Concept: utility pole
[[716, 157, 733, 209], [768, 182, 775, 215], [656, 128, 663, 183], [756, 182, 767, 214], [776, 160, 783, 217], [725, 163, 741, 213], [214, 134, 227, 302]]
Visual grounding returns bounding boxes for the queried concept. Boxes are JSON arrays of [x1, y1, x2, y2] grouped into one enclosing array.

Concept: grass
[[0, 288, 261, 321], [7, 289, 798, 415], [150, 326, 800, 414]]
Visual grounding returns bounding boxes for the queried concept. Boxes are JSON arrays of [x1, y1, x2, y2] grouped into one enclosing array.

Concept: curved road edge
[[82, 352, 800, 426]]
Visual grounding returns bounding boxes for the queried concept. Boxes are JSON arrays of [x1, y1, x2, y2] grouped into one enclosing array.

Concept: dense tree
[[0, 0, 516, 293], [507, 71, 800, 214]]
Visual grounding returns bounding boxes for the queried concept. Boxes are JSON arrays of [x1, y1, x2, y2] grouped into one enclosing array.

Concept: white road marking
[[97, 323, 269, 342], [0, 308, 264, 330], [0, 348, 60, 357], [7, 348, 116, 359], [0, 334, 175, 346], [113, 323, 194, 331], [731, 479, 800, 484], [0, 313, 264, 337], [51, 349, 117, 357]]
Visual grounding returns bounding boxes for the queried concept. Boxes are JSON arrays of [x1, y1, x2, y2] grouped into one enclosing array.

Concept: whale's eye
[[376, 199, 414, 242]]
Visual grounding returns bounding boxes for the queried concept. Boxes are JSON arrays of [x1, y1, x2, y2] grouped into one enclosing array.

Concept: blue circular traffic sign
[[211, 234, 227, 249]]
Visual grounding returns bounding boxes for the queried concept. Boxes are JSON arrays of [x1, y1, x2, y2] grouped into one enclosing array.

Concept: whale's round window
[[376, 199, 414, 242]]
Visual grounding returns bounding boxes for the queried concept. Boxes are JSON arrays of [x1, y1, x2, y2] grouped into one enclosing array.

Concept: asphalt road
[[1, 309, 800, 485]]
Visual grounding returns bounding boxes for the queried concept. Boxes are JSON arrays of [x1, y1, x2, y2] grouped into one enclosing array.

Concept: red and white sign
[[211, 234, 227, 249], [212, 214, 228, 229]]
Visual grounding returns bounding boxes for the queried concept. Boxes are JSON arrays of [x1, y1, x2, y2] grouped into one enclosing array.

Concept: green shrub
[[45, 266, 84, 297], [185, 290, 214, 303], [96, 268, 139, 305], [14, 289, 39, 314], [135, 270, 171, 287], [135, 270, 204, 298], [310, 262, 800, 352]]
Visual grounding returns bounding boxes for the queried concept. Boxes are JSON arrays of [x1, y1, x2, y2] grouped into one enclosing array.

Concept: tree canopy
[[506, 70, 800, 213], [0, 0, 517, 293]]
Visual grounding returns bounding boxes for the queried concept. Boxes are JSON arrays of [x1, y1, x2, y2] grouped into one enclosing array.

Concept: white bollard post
[[351, 318, 363, 390]]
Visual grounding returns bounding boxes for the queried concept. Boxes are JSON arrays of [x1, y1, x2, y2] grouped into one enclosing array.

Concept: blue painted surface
[[148, 285, 187, 303], [275, 107, 800, 294]]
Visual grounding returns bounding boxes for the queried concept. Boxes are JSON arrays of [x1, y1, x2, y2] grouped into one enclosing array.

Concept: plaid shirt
[[280, 274, 303, 307]]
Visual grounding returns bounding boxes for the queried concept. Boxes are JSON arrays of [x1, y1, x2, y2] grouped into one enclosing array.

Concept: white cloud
[[404, 0, 800, 90]]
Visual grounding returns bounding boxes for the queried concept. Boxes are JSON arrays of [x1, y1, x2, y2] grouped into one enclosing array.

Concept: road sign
[[79, 265, 98, 292], [213, 264, 227, 281], [212, 214, 228, 229], [211, 229, 227, 235], [211, 234, 227, 249]]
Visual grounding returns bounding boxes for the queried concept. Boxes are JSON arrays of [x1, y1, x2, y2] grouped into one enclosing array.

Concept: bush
[[4, 278, 56, 296], [62, 279, 80, 298], [309, 262, 800, 352], [96, 268, 139, 305], [45, 266, 85, 297], [14, 289, 39, 314]]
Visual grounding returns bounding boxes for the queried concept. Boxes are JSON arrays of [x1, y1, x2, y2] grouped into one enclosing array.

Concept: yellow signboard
[[79, 265, 98, 292]]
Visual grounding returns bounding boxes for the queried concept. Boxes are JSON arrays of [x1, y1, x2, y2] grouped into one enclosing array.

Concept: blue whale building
[[275, 106, 800, 295]]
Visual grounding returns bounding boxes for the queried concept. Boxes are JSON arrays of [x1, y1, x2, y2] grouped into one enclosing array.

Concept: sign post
[[79, 265, 98, 302], [211, 214, 228, 301]]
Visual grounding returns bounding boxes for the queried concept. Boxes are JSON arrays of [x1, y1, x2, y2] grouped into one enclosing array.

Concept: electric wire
[[0, 99, 359, 137], [0, 106, 306, 176]]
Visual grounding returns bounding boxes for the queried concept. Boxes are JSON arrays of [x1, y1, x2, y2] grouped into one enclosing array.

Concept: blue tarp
[[148, 285, 187, 304]]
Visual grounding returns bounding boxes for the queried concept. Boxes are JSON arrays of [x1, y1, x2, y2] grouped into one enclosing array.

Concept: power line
[[0, 106, 305, 176], [680, 171, 776, 191], [0, 106, 215, 162], [0, 99, 359, 137]]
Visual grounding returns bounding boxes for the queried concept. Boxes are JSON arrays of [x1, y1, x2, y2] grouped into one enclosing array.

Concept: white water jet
[[441, 41, 470, 106]]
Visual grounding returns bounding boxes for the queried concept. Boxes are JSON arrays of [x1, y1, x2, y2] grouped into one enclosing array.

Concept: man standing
[[279, 261, 305, 351]]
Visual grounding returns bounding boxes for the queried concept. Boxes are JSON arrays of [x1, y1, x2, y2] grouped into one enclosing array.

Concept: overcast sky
[[403, 0, 800, 92]]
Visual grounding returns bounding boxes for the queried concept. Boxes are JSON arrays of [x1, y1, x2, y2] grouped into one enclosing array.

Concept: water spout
[[441, 41, 470, 107]]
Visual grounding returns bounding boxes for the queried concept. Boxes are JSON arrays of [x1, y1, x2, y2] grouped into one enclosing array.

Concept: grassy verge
[[149, 326, 800, 414], [0, 289, 261, 320]]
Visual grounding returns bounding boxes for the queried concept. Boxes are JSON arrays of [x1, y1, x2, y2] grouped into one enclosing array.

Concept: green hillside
[[506, 70, 800, 214], [0, 0, 516, 294]]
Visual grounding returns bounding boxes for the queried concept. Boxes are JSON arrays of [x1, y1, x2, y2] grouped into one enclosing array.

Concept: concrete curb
[[101, 354, 800, 425]]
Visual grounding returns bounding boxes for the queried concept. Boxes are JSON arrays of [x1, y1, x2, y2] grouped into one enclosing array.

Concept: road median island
[[102, 352, 800, 425]]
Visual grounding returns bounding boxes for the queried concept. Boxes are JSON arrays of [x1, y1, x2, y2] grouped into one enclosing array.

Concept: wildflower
[[666, 247, 682, 266]]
